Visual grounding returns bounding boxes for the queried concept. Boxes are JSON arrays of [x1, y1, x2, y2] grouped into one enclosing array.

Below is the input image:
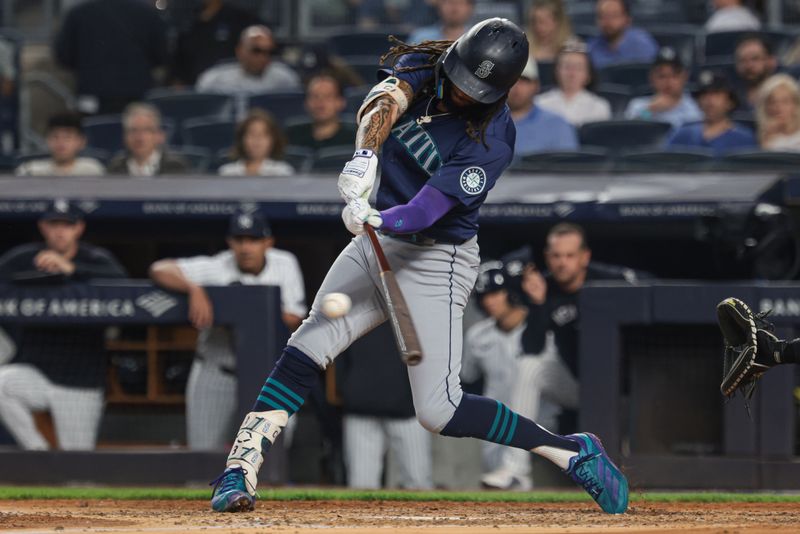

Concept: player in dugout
[[0, 200, 127, 450], [209, 18, 628, 514], [149, 211, 306, 451]]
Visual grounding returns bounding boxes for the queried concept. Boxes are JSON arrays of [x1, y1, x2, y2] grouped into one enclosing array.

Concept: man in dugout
[[0, 199, 127, 450], [149, 211, 306, 450]]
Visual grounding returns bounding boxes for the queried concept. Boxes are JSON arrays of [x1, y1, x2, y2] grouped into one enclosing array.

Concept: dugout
[[0, 172, 798, 489]]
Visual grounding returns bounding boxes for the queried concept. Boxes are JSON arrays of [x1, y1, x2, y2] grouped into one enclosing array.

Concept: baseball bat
[[363, 224, 423, 366]]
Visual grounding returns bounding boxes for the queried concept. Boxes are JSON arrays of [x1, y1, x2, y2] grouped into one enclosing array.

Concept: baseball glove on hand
[[716, 297, 777, 401]]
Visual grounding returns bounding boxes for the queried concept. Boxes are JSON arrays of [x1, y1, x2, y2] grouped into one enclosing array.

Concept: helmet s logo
[[474, 60, 495, 79]]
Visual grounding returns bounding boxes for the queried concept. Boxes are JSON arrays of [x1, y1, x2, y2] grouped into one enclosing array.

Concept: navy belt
[[379, 230, 465, 246]]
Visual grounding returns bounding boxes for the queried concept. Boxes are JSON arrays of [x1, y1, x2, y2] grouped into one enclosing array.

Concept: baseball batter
[[211, 18, 628, 515]]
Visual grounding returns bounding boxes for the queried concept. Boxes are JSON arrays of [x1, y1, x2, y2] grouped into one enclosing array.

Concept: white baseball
[[321, 292, 352, 319]]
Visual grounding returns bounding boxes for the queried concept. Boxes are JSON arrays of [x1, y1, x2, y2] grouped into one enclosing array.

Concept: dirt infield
[[0, 499, 799, 533]]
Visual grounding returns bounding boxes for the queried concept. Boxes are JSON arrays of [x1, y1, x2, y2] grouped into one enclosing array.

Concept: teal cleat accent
[[565, 433, 628, 514], [210, 466, 255, 512]]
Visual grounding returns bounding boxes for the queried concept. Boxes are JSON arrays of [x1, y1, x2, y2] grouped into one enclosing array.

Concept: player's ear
[[74, 220, 86, 238], [263, 237, 275, 250]]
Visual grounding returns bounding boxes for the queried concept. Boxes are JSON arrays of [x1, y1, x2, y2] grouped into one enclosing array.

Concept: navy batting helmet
[[475, 261, 508, 296], [436, 18, 529, 104]]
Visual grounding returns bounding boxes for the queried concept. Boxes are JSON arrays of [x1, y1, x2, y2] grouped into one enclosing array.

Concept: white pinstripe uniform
[[0, 363, 105, 450], [176, 248, 306, 450], [344, 414, 433, 489], [462, 318, 566, 482]]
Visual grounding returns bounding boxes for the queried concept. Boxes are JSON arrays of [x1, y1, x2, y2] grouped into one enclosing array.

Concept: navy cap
[[693, 69, 738, 106], [228, 211, 271, 238], [652, 46, 683, 70], [40, 198, 83, 223]]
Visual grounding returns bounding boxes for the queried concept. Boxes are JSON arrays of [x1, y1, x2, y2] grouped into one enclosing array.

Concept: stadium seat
[[537, 61, 556, 89], [345, 86, 370, 115], [284, 145, 315, 174], [182, 118, 237, 153], [632, 3, 689, 25], [512, 149, 611, 173], [310, 145, 357, 172], [170, 146, 212, 173], [146, 90, 234, 133], [246, 91, 307, 126], [594, 84, 634, 117], [617, 148, 715, 171], [83, 115, 176, 154], [702, 30, 797, 61], [578, 120, 672, 152], [718, 150, 800, 172], [597, 63, 652, 91], [327, 30, 407, 60], [343, 55, 387, 85]]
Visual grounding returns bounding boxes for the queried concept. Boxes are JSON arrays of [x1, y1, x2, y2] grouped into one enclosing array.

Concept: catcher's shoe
[[210, 466, 255, 512], [565, 433, 628, 514], [717, 298, 781, 399]]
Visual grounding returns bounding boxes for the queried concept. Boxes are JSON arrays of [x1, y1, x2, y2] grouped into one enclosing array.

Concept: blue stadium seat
[[146, 90, 234, 123], [537, 61, 556, 89], [327, 30, 407, 60], [594, 84, 634, 117], [718, 150, 800, 171], [343, 55, 387, 85], [597, 63, 652, 91], [345, 86, 370, 115], [513, 148, 611, 172], [617, 148, 714, 171], [703, 30, 797, 61], [284, 145, 315, 174], [246, 91, 307, 126], [169, 146, 212, 173], [83, 115, 176, 154], [182, 118, 237, 153], [578, 120, 672, 152], [310, 145, 357, 172]]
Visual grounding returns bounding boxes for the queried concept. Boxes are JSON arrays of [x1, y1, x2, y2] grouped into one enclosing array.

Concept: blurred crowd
[[2, 0, 800, 175]]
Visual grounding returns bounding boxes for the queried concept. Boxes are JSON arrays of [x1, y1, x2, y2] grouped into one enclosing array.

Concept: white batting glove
[[342, 197, 383, 236], [338, 149, 379, 203]]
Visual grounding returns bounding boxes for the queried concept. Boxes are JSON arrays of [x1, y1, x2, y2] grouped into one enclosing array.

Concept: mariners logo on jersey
[[460, 167, 486, 195], [391, 118, 443, 176]]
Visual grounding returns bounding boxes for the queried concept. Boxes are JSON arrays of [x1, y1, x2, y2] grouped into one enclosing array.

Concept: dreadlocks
[[380, 36, 508, 147]]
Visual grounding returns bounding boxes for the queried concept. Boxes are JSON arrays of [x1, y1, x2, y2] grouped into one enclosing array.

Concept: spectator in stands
[[196, 25, 301, 94], [624, 47, 702, 128], [15, 113, 105, 176], [107, 103, 190, 177], [149, 211, 306, 450], [526, 0, 576, 62], [337, 325, 433, 490], [285, 74, 357, 152], [508, 59, 578, 156], [666, 70, 757, 157], [0, 200, 127, 450], [705, 0, 761, 33], [587, 0, 658, 69], [169, 0, 263, 87], [537, 42, 611, 126], [0, 37, 15, 98], [756, 74, 800, 152], [735, 34, 778, 111], [54, 0, 168, 115], [407, 0, 474, 43], [218, 109, 294, 176]]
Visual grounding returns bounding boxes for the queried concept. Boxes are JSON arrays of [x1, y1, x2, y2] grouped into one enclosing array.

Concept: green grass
[[0, 486, 799, 503]]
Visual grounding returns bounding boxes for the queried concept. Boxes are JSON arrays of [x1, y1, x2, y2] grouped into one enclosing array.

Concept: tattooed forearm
[[357, 97, 396, 152], [356, 80, 414, 152]]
